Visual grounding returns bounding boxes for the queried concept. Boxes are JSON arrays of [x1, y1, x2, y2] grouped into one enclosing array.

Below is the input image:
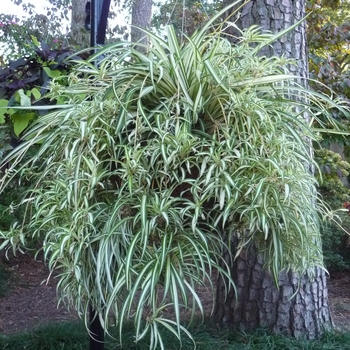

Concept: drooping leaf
[[16, 89, 31, 107], [40, 41, 51, 60], [7, 80, 26, 90], [30, 88, 41, 101], [11, 111, 36, 136], [9, 57, 28, 71], [42, 67, 61, 79], [0, 99, 9, 123], [30, 35, 40, 47]]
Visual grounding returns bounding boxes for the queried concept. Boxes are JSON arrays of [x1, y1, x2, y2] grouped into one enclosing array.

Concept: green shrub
[[315, 148, 350, 271], [0, 185, 26, 231], [321, 220, 350, 272]]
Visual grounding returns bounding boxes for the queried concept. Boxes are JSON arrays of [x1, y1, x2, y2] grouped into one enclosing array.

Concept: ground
[[0, 253, 77, 334], [0, 253, 349, 335]]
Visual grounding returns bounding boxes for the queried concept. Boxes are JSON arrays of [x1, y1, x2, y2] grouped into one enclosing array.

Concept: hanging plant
[[1, 2, 349, 349]]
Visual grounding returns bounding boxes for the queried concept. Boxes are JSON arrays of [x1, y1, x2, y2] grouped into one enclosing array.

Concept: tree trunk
[[215, 245, 332, 339], [131, 0, 152, 49], [69, 0, 90, 49], [214, 0, 333, 339], [224, 0, 308, 78]]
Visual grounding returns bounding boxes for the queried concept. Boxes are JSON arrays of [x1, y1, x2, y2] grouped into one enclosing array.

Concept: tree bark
[[224, 0, 308, 78], [214, 0, 333, 339], [69, 0, 90, 49], [215, 245, 332, 339], [131, 0, 152, 49]]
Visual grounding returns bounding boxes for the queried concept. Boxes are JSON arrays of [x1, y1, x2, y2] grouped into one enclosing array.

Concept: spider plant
[[0, 2, 349, 349]]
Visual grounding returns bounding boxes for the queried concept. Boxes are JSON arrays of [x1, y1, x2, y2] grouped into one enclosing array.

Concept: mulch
[[0, 253, 349, 335], [0, 253, 77, 334]]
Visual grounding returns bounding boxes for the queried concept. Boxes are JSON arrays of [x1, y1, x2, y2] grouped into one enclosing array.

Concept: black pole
[[89, 304, 104, 350], [89, 0, 111, 57], [87, 2, 111, 346], [97, 0, 111, 45], [90, 0, 97, 53]]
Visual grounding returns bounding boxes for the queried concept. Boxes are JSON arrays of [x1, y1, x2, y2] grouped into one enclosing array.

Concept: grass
[[0, 322, 88, 350], [1, 321, 350, 350]]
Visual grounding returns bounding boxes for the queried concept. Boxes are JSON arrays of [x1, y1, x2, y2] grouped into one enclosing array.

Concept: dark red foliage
[[343, 202, 350, 215]]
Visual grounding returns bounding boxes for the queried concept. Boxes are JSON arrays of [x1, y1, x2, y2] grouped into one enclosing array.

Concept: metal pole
[[89, 304, 104, 350], [90, 0, 97, 53], [97, 0, 112, 45], [88, 1, 111, 348]]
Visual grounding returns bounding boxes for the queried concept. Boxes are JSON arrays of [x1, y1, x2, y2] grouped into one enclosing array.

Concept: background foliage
[[305, 0, 350, 271]]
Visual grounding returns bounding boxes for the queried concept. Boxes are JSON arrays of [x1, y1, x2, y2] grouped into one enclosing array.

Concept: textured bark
[[224, 0, 308, 78], [214, 0, 333, 339], [214, 246, 332, 339], [69, 0, 90, 49], [131, 0, 153, 49]]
